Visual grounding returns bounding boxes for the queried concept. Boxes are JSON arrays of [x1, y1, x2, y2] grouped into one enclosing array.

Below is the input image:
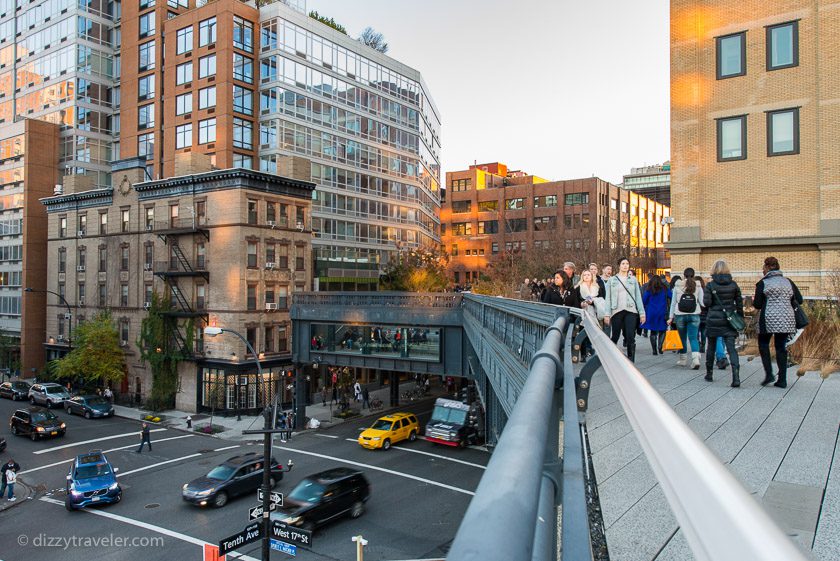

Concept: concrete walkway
[[588, 345, 840, 561]]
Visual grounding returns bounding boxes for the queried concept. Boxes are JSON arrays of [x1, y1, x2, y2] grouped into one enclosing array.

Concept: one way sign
[[258, 489, 284, 506], [248, 503, 277, 520]]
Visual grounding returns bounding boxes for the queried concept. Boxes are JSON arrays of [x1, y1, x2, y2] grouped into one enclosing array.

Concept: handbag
[[592, 296, 608, 319], [711, 287, 746, 332], [793, 301, 809, 329], [662, 328, 684, 351]]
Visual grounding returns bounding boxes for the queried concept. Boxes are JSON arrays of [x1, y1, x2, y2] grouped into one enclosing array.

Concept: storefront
[[197, 361, 296, 416]]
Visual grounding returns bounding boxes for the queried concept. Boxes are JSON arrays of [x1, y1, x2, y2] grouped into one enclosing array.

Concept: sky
[[309, 0, 670, 185]]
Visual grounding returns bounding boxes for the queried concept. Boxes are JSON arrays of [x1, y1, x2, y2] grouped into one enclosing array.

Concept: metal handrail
[[580, 308, 808, 561]]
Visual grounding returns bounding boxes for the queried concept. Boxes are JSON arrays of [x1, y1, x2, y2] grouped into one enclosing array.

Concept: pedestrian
[[331, 384, 338, 405], [698, 277, 729, 369], [136, 422, 152, 453], [103, 387, 113, 403], [541, 270, 581, 307], [703, 260, 744, 387], [641, 274, 670, 355], [668, 267, 704, 369], [321, 386, 327, 406], [353, 380, 362, 402], [5, 464, 17, 501], [1, 458, 20, 499], [362, 386, 370, 409], [563, 262, 580, 286], [753, 256, 803, 388], [576, 269, 601, 360], [589, 263, 606, 297], [604, 257, 646, 362]]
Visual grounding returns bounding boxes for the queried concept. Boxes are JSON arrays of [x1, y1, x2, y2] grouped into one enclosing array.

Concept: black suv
[[0, 381, 31, 401], [10, 407, 66, 441], [271, 468, 370, 531], [182, 452, 291, 508]]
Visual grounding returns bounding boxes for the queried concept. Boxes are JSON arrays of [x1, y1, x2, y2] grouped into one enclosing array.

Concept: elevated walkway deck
[[588, 346, 840, 561]]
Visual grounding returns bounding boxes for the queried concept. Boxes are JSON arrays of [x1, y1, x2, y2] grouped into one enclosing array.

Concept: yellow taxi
[[357, 412, 420, 450]]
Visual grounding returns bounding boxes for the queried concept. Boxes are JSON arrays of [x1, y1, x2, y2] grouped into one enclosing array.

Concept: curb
[[0, 477, 34, 513]]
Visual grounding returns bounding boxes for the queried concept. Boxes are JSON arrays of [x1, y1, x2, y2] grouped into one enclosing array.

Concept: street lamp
[[25, 287, 73, 348]]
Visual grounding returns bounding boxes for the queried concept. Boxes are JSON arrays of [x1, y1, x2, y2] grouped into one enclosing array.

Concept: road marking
[[117, 453, 202, 478], [39, 497, 259, 561], [33, 428, 168, 454], [315, 433, 339, 439], [19, 435, 195, 475], [342, 439, 486, 469], [273, 445, 475, 496], [214, 445, 240, 451]]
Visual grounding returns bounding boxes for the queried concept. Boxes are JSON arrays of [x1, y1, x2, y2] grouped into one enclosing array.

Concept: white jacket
[[669, 278, 704, 317]]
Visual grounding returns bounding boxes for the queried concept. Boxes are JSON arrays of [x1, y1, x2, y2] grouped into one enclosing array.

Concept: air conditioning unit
[[56, 335, 66, 342], [265, 262, 275, 269], [296, 221, 304, 230], [79, 298, 85, 306], [146, 225, 153, 231], [120, 340, 128, 347], [77, 230, 85, 237], [265, 303, 278, 311], [76, 265, 85, 271], [143, 263, 153, 271], [143, 302, 151, 310], [267, 220, 275, 227]]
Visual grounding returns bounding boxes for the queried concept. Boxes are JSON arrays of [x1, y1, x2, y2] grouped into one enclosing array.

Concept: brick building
[[442, 163, 671, 286], [670, 1, 840, 294], [39, 157, 314, 413]]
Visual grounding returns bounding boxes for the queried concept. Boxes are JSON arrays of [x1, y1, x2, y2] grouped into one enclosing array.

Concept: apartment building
[[40, 156, 314, 413], [670, 2, 840, 293], [442, 163, 671, 285]]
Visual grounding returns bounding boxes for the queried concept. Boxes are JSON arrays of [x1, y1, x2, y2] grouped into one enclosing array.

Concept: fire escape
[[153, 217, 210, 357]]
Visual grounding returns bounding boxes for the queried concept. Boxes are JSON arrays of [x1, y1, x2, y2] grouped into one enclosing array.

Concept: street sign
[[271, 520, 313, 548], [219, 522, 263, 556], [248, 503, 277, 520], [258, 489, 284, 506], [270, 539, 296, 557]]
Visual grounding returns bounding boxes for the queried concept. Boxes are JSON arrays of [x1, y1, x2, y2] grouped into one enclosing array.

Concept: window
[[78, 282, 86, 305], [277, 245, 288, 268], [478, 220, 498, 234], [176, 62, 192, 85], [199, 86, 216, 109], [120, 284, 129, 307], [176, 124, 192, 149], [247, 284, 257, 310], [266, 202, 276, 223], [534, 216, 557, 231], [169, 204, 179, 228], [717, 115, 747, 161], [120, 320, 129, 344], [610, 198, 617, 210], [199, 54, 216, 78], [266, 243, 276, 263], [505, 198, 524, 210], [233, 53, 253, 83], [77, 247, 86, 270], [139, 41, 155, 70], [137, 133, 154, 160], [233, 118, 252, 149], [451, 222, 472, 235], [78, 215, 87, 236], [247, 241, 257, 267], [99, 247, 107, 272], [534, 195, 557, 208], [505, 218, 528, 233], [295, 246, 305, 270], [138, 104, 155, 129], [767, 108, 799, 156], [247, 200, 257, 224], [278, 326, 288, 351], [716, 31, 746, 79], [176, 26, 192, 54], [98, 283, 107, 307], [59, 217, 67, 238], [198, 118, 216, 144], [264, 326, 274, 353], [144, 207, 154, 229], [491, 242, 499, 254], [233, 85, 253, 114], [121, 209, 130, 232], [452, 201, 471, 213], [99, 212, 107, 234], [196, 201, 206, 225], [199, 17, 216, 47], [450, 244, 458, 256], [477, 200, 498, 212], [450, 178, 471, 191], [138, 74, 155, 100], [144, 244, 153, 269], [120, 246, 129, 270], [767, 21, 798, 70], [233, 16, 253, 52], [233, 154, 252, 169], [176, 93, 192, 115], [565, 193, 589, 206]]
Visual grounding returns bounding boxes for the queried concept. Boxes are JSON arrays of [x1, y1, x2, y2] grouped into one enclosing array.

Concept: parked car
[[65, 451, 121, 511], [358, 412, 419, 450], [29, 383, 71, 408], [182, 452, 291, 508], [65, 395, 114, 419], [10, 407, 66, 441], [271, 468, 370, 531], [0, 381, 31, 401]]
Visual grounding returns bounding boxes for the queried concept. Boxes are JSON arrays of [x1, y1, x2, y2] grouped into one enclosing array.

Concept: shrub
[[335, 408, 360, 419], [194, 423, 225, 434]]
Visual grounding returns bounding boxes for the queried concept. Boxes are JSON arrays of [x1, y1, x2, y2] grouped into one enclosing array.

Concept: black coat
[[541, 284, 581, 308], [702, 274, 744, 338]]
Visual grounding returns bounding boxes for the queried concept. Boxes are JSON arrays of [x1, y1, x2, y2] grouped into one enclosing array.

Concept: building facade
[[670, 1, 840, 294], [442, 163, 671, 285], [622, 162, 671, 206], [39, 158, 314, 413]]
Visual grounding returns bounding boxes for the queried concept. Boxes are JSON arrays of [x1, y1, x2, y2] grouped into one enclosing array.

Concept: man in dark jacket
[[541, 270, 581, 308], [702, 262, 744, 387], [0, 458, 20, 498]]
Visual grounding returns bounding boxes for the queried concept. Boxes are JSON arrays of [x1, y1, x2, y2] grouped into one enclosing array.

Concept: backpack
[[678, 292, 697, 313]]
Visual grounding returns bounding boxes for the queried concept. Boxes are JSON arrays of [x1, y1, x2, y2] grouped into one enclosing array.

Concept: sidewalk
[[0, 477, 34, 513], [113, 379, 448, 442]]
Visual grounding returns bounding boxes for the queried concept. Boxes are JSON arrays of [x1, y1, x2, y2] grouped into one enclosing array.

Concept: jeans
[[5, 482, 13, 498], [706, 336, 739, 371], [610, 311, 639, 349], [674, 314, 701, 354], [715, 337, 726, 360]]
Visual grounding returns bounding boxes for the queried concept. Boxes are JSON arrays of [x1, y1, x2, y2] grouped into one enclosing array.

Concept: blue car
[[65, 451, 122, 511]]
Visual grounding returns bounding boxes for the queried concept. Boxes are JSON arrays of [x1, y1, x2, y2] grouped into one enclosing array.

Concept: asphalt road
[[0, 395, 487, 561]]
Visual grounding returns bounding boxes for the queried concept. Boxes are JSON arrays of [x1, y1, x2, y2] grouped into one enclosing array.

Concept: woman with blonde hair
[[703, 260, 744, 386]]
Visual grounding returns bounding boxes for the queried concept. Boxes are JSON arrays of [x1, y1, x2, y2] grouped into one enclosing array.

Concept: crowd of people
[[526, 256, 803, 388]]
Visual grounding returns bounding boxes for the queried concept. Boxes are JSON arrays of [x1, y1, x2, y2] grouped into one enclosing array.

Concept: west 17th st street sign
[[272, 520, 313, 548], [219, 522, 263, 556]]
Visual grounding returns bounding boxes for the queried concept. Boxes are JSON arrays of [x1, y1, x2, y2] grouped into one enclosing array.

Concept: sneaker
[[8, 496, 16, 501], [676, 355, 687, 367]]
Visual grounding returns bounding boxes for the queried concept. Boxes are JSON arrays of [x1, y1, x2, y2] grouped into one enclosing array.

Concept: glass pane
[[720, 118, 742, 158], [771, 25, 793, 68], [719, 35, 742, 76], [771, 111, 794, 153]]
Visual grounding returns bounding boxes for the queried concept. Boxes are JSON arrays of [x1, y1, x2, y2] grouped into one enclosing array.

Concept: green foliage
[[52, 312, 125, 387], [308, 10, 347, 34], [379, 247, 449, 292], [137, 292, 193, 411], [0, 329, 20, 376]]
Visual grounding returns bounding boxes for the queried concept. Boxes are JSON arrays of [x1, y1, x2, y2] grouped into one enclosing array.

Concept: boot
[[759, 347, 775, 386], [691, 352, 701, 370], [704, 369, 714, 382], [774, 349, 788, 388], [730, 367, 740, 388], [627, 343, 636, 363], [717, 357, 729, 370], [676, 354, 687, 367], [650, 334, 659, 355]]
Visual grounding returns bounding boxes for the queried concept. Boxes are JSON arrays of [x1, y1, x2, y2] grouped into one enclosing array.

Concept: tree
[[358, 27, 389, 53], [380, 247, 449, 292], [308, 11, 347, 35], [0, 330, 20, 381], [52, 312, 125, 389]]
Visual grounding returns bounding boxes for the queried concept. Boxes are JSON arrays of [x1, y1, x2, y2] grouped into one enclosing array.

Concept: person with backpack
[[668, 267, 704, 369], [703, 260, 744, 386]]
